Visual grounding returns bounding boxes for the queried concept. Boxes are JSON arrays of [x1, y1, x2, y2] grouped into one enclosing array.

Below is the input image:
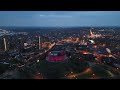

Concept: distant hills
[[0, 26, 120, 32]]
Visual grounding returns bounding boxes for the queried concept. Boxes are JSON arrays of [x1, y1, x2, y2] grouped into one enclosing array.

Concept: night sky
[[0, 11, 120, 27]]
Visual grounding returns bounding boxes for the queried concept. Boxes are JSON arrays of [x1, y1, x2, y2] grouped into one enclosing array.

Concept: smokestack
[[4, 38, 7, 51], [4, 32, 7, 51], [39, 36, 41, 50]]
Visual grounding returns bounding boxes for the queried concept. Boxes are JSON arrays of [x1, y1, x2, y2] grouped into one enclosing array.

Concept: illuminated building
[[42, 42, 51, 48], [76, 38, 79, 43], [46, 51, 67, 62], [88, 29, 101, 39]]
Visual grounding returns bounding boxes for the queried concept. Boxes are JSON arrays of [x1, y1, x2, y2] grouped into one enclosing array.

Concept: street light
[[71, 72, 73, 74], [38, 73, 40, 74], [37, 60, 39, 62]]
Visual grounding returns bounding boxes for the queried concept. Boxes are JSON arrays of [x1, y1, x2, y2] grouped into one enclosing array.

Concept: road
[[89, 62, 120, 79], [18, 42, 56, 68], [64, 61, 120, 79], [64, 68, 93, 79]]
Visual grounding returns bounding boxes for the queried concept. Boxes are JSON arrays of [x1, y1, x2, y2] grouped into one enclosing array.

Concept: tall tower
[[89, 29, 94, 39], [18, 38, 24, 53], [3, 32, 7, 51], [39, 36, 41, 50], [90, 29, 93, 36]]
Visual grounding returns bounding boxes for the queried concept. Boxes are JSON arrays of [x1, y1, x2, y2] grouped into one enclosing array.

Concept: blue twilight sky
[[0, 11, 120, 27]]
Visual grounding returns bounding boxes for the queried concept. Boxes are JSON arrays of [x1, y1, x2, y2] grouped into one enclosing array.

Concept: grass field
[[21, 57, 89, 79]]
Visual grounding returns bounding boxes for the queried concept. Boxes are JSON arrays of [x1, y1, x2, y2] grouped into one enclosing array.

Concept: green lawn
[[91, 65, 110, 77], [0, 64, 10, 75], [33, 57, 89, 79], [18, 54, 89, 79], [96, 64, 120, 75], [36, 60, 70, 79]]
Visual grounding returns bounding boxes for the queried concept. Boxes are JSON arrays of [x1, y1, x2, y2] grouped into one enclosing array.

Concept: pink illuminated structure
[[46, 51, 67, 62]]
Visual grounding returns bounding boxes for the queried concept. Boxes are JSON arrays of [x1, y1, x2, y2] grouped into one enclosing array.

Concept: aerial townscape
[[0, 11, 120, 79]]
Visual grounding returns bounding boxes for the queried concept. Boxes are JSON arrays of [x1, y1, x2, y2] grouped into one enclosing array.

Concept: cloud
[[39, 14, 72, 17], [39, 15, 46, 16]]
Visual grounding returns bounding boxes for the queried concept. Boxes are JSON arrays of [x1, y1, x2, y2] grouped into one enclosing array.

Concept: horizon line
[[0, 26, 120, 27]]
